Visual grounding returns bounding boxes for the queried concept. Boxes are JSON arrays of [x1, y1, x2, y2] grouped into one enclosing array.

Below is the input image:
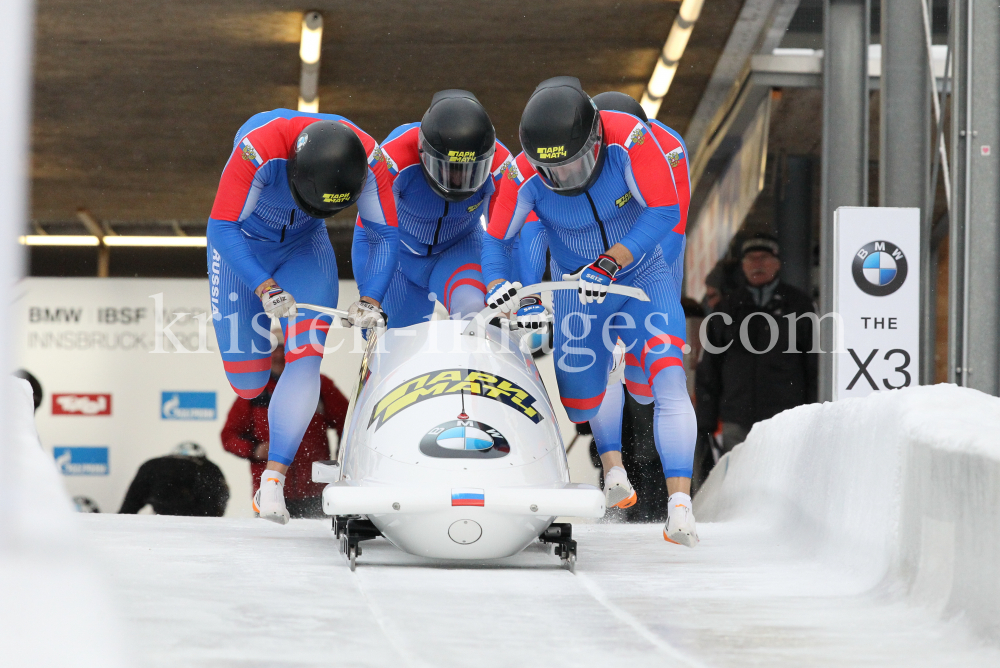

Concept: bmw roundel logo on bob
[[852, 240, 908, 297], [420, 420, 510, 459]]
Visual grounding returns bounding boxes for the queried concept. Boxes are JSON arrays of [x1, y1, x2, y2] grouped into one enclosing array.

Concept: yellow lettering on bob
[[368, 367, 544, 430], [429, 370, 462, 384]]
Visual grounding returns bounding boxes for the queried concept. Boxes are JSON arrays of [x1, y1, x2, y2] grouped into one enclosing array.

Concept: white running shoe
[[663, 492, 699, 547], [608, 339, 627, 385], [253, 475, 290, 525], [603, 466, 637, 509]]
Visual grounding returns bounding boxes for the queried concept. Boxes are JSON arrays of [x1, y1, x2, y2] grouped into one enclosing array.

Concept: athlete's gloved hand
[[485, 280, 522, 311], [346, 299, 387, 330], [573, 254, 621, 305], [513, 295, 550, 330], [260, 285, 298, 319]]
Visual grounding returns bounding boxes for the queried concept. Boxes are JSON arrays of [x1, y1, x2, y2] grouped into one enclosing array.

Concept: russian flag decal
[[624, 122, 648, 149], [451, 488, 485, 507], [239, 137, 263, 167], [369, 146, 399, 175]]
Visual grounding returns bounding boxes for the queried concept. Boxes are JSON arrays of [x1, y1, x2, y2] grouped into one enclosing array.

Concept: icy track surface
[[82, 514, 999, 668]]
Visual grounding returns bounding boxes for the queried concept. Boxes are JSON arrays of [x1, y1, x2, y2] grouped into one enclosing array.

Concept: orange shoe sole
[[663, 529, 680, 544], [611, 491, 638, 509]]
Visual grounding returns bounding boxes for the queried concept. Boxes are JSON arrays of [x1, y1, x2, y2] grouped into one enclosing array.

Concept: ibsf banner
[[832, 207, 921, 401], [14, 278, 362, 516]]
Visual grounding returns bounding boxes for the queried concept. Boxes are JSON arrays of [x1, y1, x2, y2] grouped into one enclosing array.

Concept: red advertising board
[[52, 393, 112, 416]]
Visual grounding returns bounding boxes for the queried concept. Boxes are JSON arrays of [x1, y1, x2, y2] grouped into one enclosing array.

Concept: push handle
[[462, 281, 650, 337], [296, 303, 350, 321]]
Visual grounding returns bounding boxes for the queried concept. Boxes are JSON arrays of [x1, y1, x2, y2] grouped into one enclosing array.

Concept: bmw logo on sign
[[419, 420, 510, 459], [852, 240, 908, 296]]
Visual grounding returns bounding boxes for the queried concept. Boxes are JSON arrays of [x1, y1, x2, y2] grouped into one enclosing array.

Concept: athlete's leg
[[620, 273, 698, 545], [591, 381, 624, 458], [590, 379, 640, 509], [382, 264, 435, 328], [585, 310, 636, 508], [591, 315, 633, 462], [652, 364, 698, 545], [620, 273, 695, 492], [429, 232, 486, 320], [550, 285, 619, 424], [649, 365, 697, 481], [207, 238, 273, 399], [264, 228, 339, 474], [209, 235, 289, 523], [354, 223, 434, 328]]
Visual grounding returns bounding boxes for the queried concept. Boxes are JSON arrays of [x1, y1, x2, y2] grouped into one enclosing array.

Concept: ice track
[[83, 513, 999, 668], [9, 380, 1000, 667]]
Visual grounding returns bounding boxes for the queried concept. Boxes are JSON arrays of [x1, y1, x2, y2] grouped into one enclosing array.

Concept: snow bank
[[1, 377, 128, 667], [696, 384, 1000, 644]]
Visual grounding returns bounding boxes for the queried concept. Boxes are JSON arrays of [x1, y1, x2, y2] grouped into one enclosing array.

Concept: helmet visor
[[419, 130, 496, 197], [524, 113, 603, 193]]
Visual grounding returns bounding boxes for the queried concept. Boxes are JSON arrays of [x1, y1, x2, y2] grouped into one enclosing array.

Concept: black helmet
[[593, 91, 648, 123], [286, 121, 368, 218], [418, 90, 497, 202], [519, 76, 605, 197]]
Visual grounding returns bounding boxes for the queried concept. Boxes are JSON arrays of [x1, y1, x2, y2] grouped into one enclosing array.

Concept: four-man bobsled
[[306, 282, 647, 570]]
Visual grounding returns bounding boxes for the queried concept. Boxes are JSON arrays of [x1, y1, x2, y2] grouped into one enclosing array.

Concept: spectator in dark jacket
[[119, 442, 229, 516], [221, 335, 349, 519], [695, 233, 817, 453]]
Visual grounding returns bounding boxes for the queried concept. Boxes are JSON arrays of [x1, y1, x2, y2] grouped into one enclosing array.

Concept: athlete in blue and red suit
[[582, 92, 693, 509], [482, 78, 699, 546], [207, 109, 398, 524], [504, 92, 694, 513], [351, 90, 511, 326]]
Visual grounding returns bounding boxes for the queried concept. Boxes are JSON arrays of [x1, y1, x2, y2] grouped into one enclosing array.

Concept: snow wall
[[1, 377, 128, 666], [696, 384, 1000, 644]]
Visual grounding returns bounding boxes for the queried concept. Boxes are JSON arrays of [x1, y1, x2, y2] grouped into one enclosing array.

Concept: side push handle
[[296, 303, 350, 322], [462, 281, 650, 337], [296, 303, 389, 335]]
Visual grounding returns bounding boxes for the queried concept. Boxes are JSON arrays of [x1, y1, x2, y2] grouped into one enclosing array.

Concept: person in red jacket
[[221, 331, 349, 518]]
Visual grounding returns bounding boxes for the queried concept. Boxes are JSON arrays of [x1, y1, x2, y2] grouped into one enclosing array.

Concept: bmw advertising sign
[[833, 208, 921, 401], [420, 420, 510, 459], [852, 240, 908, 297]]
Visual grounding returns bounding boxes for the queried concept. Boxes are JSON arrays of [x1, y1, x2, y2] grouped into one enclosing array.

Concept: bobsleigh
[[303, 282, 648, 571]]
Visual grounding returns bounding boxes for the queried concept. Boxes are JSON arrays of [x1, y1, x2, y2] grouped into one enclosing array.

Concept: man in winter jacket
[[695, 233, 817, 452], [119, 442, 229, 516], [221, 333, 349, 518]]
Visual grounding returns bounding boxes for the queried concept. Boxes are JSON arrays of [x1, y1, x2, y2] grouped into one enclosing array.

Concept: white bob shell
[[324, 320, 604, 560]]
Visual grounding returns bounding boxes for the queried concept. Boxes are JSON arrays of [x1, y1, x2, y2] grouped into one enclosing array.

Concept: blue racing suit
[[207, 109, 398, 466], [510, 120, 690, 312], [352, 123, 513, 327], [482, 110, 695, 478]]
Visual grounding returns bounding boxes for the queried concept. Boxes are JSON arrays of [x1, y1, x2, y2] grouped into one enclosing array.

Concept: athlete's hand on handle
[[513, 295, 550, 330], [259, 284, 298, 319], [485, 280, 522, 312], [573, 254, 621, 305], [346, 298, 387, 330]]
